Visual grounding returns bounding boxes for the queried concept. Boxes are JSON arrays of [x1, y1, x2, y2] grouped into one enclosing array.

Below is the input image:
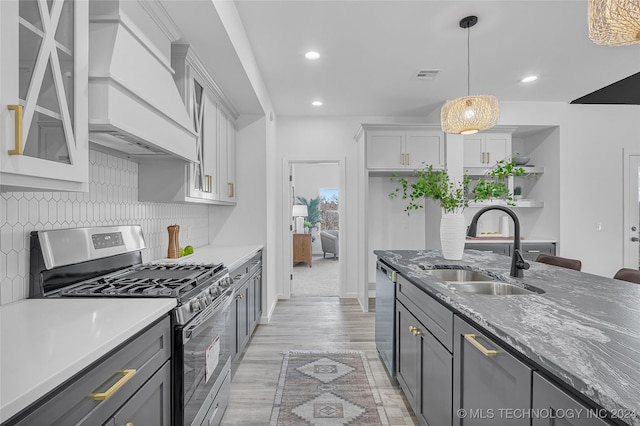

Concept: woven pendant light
[[441, 16, 499, 135], [588, 0, 640, 46]]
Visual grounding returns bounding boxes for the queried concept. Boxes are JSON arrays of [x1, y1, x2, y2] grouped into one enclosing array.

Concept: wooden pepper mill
[[167, 224, 180, 259]]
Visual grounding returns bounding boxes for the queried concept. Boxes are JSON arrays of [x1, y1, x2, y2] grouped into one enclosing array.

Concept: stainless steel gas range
[[29, 225, 233, 426]]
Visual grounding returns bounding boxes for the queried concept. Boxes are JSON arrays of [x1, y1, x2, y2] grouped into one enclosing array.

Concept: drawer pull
[[237, 293, 245, 299], [464, 334, 497, 357], [228, 182, 235, 197], [527, 250, 540, 253], [91, 369, 137, 401], [7, 105, 23, 155]]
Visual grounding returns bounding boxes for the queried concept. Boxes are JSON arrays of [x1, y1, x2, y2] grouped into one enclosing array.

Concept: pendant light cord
[[467, 24, 471, 97]]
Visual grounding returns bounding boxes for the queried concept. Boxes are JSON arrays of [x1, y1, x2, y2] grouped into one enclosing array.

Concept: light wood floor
[[221, 297, 417, 425]]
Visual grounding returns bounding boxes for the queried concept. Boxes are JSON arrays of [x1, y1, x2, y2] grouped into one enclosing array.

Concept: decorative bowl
[[512, 155, 530, 165]]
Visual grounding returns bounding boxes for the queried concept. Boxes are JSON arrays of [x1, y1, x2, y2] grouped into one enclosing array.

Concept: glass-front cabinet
[[0, 0, 88, 191]]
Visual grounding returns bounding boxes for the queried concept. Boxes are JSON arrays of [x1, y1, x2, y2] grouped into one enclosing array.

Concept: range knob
[[202, 293, 212, 306], [209, 286, 220, 297], [190, 299, 202, 313]]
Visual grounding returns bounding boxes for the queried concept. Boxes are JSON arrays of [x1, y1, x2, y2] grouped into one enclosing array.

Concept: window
[[320, 188, 339, 230]]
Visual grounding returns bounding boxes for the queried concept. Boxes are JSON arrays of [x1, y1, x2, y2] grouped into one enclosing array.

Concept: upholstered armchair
[[320, 230, 339, 260]]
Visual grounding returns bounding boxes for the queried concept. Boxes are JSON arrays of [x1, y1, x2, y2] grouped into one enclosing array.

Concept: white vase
[[440, 211, 466, 260]]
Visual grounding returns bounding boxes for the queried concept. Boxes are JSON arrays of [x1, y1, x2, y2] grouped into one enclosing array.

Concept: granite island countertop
[[375, 249, 640, 426]]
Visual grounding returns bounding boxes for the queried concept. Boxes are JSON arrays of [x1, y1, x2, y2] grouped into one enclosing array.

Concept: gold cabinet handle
[[406, 153, 410, 165], [202, 174, 213, 193], [228, 182, 234, 197], [7, 105, 23, 155], [401, 153, 405, 165], [464, 334, 497, 357], [481, 152, 486, 164], [487, 152, 490, 164], [409, 325, 422, 337], [237, 293, 245, 299], [91, 369, 136, 401]]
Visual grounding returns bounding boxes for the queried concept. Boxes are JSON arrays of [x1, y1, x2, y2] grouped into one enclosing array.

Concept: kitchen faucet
[[466, 205, 530, 278]]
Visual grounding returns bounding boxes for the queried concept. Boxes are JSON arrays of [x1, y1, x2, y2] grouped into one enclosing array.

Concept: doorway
[[284, 159, 345, 298], [623, 152, 640, 269]]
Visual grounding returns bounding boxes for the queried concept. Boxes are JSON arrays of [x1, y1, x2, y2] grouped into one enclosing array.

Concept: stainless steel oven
[[29, 225, 234, 426], [175, 284, 233, 426]]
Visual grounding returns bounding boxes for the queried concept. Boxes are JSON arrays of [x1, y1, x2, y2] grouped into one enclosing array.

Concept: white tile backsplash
[[0, 150, 210, 305]]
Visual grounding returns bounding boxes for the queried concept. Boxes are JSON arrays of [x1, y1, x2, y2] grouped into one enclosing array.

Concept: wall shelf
[[468, 199, 544, 208]]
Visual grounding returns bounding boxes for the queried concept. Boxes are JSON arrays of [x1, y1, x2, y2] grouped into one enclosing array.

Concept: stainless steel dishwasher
[[375, 260, 398, 382]]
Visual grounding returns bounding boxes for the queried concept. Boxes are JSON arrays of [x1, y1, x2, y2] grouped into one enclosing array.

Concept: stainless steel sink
[[448, 282, 535, 295], [430, 269, 495, 283], [429, 268, 541, 295]]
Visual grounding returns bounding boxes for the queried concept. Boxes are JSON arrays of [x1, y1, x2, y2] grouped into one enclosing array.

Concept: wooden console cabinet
[[293, 234, 312, 267]]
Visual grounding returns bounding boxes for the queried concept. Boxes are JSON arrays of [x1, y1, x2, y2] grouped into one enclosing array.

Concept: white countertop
[[0, 298, 176, 423], [156, 244, 263, 271]]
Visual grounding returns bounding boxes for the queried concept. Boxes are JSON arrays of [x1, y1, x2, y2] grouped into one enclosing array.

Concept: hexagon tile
[[0, 150, 210, 305]]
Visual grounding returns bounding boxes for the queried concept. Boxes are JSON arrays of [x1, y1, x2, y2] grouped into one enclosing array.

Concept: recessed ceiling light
[[305, 51, 320, 60], [311, 101, 323, 106], [521, 75, 538, 83]]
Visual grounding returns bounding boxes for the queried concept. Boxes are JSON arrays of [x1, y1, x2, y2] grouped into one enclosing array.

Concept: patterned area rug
[[270, 351, 389, 425]]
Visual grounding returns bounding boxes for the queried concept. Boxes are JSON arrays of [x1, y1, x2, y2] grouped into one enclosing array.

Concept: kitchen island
[[376, 249, 640, 426]]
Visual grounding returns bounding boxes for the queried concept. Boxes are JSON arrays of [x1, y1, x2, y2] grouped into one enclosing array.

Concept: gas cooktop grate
[[60, 262, 224, 298]]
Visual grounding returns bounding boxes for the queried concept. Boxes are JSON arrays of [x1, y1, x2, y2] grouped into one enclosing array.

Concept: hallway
[[221, 297, 416, 425]]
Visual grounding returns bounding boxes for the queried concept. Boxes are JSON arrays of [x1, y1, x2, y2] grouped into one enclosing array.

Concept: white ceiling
[[228, 0, 640, 117]]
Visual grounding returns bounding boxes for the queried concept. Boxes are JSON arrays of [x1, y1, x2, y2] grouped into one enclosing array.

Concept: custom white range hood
[[88, 1, 197, 161]]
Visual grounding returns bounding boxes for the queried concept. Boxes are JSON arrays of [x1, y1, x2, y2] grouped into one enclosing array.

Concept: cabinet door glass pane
[[19, 25, 43, 101], [192, 81, 204, 192], [23, 112, 70, 164], [19, 0, 44, 31], [57, 47, 74, 120], [55, 0, 74, 52], [37, 61, 60, 114]]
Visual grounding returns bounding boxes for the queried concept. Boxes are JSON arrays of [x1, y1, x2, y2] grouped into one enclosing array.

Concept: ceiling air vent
[[416, 69, 439, 80]]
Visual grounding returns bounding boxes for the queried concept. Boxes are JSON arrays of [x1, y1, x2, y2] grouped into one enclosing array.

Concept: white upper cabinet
[[365, 125, 445, 170], [138, 44, 237, 205], [1, 0, 89, 192], [463, 133, 512, 168], [218, 109, 236, 203]]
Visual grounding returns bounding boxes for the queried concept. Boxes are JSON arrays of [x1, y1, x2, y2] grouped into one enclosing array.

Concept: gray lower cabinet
[[453, 316, 532, 425], [521, 242, 556, 262], [465, 242, 510, 256], [7, 317, 171, 426], [396, 275, 453, 426], [532, 373, 609, 426], [465, 241, 556, 261], [230, 251, 263, 365], [107, 361, 171, 426], [397, 302, 453, 426], [236, 280, 251, 357], [250, 267, 263, 335]]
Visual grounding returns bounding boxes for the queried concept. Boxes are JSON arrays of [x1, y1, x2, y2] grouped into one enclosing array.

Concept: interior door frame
[[622, 150, 640, 268], [281, 157, 346, 299]]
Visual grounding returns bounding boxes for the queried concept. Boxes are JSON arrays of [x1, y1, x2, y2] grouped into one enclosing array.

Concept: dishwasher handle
[[376, 261, 397, 283]]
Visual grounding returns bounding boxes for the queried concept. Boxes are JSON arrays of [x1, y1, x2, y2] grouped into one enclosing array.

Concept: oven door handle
[[183, 291, 234, 343]]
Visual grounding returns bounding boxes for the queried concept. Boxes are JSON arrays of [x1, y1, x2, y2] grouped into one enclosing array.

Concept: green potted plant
[[513, 186, 523, 199], [295, 196, 321, 227], [304, 220, 313, 233], [390, 160, 525, 259]]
